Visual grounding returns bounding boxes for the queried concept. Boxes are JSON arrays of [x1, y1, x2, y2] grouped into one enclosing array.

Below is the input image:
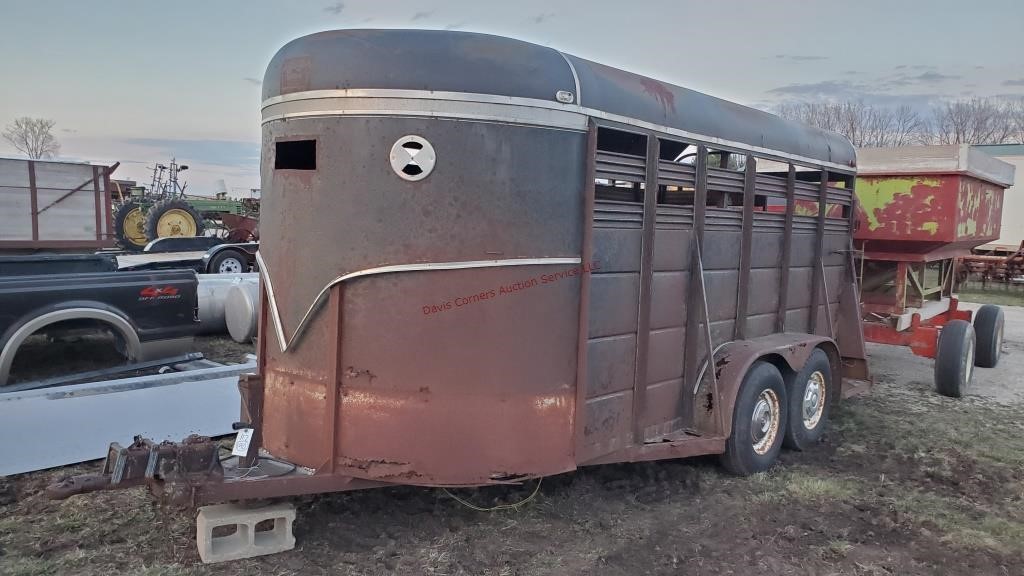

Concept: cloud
[[411, 11, 432, 20], [843, 70, 860, 75], [243, 77, 262, 86], [775, 54, 829, 61], [443, 22, 467, 30], [768, 80, 864, 96], [913, 71, 959, 82], [1004, 78, 1024, 87], [61, 128, 78, 134], [323, 2, 344, 15], [120, 138, 260, 169], [530, 13, 555, 24], [765, 79, 943, 115]]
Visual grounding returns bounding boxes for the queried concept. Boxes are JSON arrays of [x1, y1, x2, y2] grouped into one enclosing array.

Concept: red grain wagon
[[854, 145, 1015, 396]]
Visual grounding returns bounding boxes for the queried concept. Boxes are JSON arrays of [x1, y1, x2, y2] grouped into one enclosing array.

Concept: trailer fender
[[0, 306, 142, 386], [697, 333, 840, 438]]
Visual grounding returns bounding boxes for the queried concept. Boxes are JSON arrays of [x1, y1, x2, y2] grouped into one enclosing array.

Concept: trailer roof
[[263, 29, 856, 170], [857, 145, 1016, 187]]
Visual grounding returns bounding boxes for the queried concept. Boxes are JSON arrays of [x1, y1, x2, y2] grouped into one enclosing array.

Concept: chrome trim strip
[[257, 251, 583, 353], [261, 89, 856, 172], [556, 51, 582, 104]]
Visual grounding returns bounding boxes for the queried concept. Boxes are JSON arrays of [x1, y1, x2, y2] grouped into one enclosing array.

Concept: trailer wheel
[[782, 348, 832, 451], [721, 361, 788, 476], [144, 199, 205, 241], [209, 249, 248, 274], [114, 202, 148, 251], [973, 304, 1004, 368], [935, 319, 976, 398]]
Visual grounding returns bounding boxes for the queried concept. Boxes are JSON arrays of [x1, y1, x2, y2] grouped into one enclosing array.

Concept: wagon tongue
[[46, 434, 222, 507]]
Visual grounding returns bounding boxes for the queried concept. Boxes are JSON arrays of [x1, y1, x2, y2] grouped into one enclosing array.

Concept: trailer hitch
[[46, 434, 223, 507]]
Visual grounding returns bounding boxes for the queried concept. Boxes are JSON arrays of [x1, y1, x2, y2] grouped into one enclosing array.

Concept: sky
[[1, 0, 1023, 194]]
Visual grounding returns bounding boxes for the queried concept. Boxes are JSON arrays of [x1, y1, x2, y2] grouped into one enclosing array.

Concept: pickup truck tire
[[144, 199, 205, 242], [208, 249, 248, 274]]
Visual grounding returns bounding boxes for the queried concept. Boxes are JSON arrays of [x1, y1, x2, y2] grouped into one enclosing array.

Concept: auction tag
[[231, 428, 254, 457]]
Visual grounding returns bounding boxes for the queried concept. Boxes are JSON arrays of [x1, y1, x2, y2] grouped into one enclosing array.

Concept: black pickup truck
[[0, 268, 199, 386]]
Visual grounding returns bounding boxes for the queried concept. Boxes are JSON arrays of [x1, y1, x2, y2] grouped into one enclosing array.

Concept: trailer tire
[[935, 319, 976, 398], [782, 348, 832, 451], [973, 304, 1003, 368], [208, 249, 248, 274], [720, 361, 788, 476]]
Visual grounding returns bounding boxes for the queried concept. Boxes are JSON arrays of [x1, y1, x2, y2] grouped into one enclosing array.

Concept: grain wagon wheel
[[972, 304, 1004, 368], [144, 199, 205, 242], [934, 319, 976, 398], [113, 202, 148, 251]]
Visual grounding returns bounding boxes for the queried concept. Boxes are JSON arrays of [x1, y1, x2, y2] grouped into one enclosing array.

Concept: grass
[[749, 468, 863, 504], [957, 288, 1024, 307]]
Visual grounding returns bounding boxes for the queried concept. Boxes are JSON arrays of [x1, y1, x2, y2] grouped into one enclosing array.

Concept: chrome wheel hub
[[802, 371, 826, 430], [750, 389, 781, 455], [219, 258, 243, 274]]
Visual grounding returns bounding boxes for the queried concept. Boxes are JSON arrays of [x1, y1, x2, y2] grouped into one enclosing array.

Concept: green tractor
[[112, 160, 259, 251]]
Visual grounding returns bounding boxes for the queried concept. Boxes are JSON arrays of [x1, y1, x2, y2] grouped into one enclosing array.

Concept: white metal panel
[[0, 158, 29, 187], [858, 145, 1015, 187], [0, 186, 32, 239], [31, 160, 96, 190], [0, 361, 253, 475], [35, 187, 98, 240]]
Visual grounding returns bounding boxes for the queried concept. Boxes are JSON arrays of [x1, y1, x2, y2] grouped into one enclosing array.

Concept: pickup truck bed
[[0, 269, 199, 386]]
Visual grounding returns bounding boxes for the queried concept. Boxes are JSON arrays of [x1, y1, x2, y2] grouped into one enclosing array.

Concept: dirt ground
[[3, 304, 1024, 575]]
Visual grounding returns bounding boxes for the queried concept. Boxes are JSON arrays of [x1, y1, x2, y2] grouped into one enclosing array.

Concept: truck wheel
[[114, 202, 148, 251], [782, 348, 832, 451], [144, 199, 205, 241], [935, 319, 976, 398], [209, 249, 248, 274], [973, 304, 1004, 368], [721, 361, 788, 476]]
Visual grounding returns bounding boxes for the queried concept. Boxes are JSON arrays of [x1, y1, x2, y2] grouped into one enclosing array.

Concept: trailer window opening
[[275, 140, 316, 170], [595, 128, 647, 203]]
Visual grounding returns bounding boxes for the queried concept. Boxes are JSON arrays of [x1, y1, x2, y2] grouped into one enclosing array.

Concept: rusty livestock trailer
[[50, 29, 870, 543], [853, 146, 1015, 397], [0, 157, 118, 252]]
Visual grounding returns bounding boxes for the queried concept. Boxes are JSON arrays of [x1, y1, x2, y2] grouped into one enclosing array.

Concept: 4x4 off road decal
[[139, 286, 181, 301]]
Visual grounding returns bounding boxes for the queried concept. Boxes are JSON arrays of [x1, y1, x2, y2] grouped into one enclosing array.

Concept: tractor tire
[[973, 304, 1004, 368], [720, 361, 788, 476], [934, 319, 976, 398], [144, 199, 205, 242], [113, 202, 148, 251]]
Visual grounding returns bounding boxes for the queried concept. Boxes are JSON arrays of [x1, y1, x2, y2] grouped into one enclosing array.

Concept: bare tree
[[930, 98, 1015, 145], [1006, 99, 1024, 144], [776, 101, 927, 147], [2, 117, 60, 159]]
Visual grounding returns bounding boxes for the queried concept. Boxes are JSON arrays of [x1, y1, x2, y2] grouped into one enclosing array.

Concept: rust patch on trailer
[[344, 366, 377, 383]]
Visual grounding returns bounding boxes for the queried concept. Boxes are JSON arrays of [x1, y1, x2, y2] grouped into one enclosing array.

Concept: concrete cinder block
[[196, 502, 296, 563]]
